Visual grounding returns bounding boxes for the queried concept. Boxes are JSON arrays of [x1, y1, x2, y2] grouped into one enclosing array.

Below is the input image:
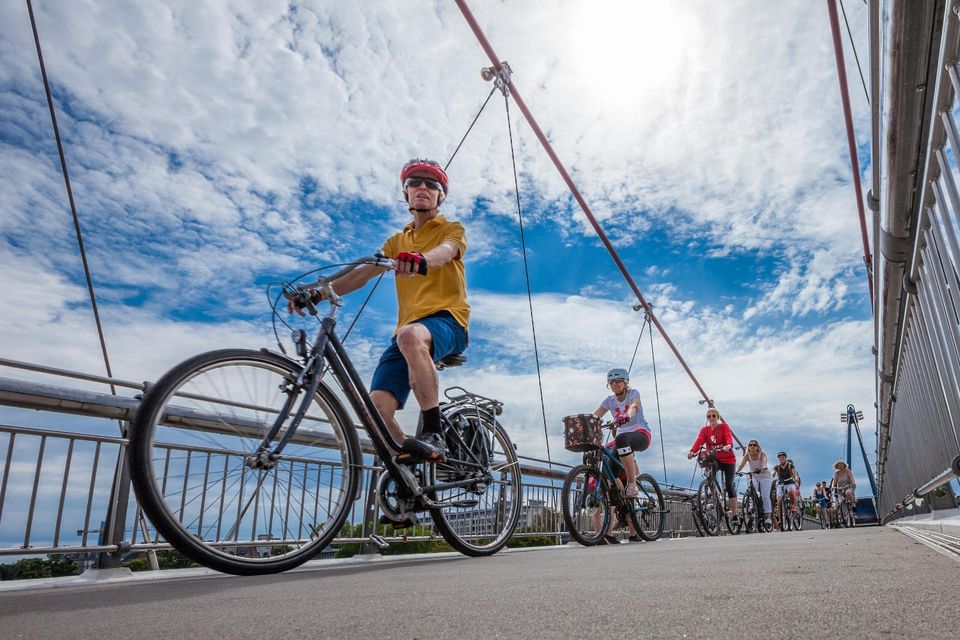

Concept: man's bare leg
[[396, 323, 438, 410], [371, 390, 405, 448]]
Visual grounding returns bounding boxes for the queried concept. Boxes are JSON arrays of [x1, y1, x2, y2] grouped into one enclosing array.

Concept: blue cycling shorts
[[370, 311, 468, 409]]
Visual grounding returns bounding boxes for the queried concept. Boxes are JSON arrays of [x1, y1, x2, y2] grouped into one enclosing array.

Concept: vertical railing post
[[97, 422, 133, 569], [357, 460, 381, 555]]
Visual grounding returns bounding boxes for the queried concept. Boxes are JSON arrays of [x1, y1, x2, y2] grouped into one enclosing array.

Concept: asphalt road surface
[[1, 527, 957, 639]]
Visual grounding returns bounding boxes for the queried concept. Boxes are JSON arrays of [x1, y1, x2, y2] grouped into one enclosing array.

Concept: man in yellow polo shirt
[[296, 158, 468, 463]]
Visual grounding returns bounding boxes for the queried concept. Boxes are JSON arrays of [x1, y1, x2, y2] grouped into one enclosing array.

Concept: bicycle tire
[[561, 463, 610, 546], [128, 348, 361, 575], [428, 408, 521, 556], [696, 479, 721, 536], [841, 500, 855, 528], [740, 491, 759, 534], [627, 473, 665, 542]]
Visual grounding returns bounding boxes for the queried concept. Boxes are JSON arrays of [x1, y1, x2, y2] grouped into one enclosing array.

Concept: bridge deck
[[1, 527, 957, 638]]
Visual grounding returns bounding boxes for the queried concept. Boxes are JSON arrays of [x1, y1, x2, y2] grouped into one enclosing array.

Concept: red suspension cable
[[826, 0, 875, 308], [453, 0, 712, 404]]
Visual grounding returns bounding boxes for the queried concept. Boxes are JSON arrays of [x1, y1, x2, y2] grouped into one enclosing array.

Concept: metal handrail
[[0, 362, 699, 564]]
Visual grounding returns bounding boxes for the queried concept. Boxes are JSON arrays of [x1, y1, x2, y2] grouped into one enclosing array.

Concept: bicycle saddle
[[435, 352, 466, 370]]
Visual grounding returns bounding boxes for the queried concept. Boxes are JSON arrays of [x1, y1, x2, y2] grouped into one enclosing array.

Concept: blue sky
[[0, 0, 887, 539]]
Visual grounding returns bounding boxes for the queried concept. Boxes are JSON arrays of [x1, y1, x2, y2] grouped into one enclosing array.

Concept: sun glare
[[569, 2, 691, 108]]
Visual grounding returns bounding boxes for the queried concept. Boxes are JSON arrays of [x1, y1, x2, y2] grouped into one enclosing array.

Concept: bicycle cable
[[267, 261, 371, 354]]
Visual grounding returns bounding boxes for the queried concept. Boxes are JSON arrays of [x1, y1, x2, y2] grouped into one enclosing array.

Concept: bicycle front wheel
[[428, 409, 521, 556], [628, 473, 665, 541], [696, 479, 721, 536], [129, 348, 361, 575], [561, 464, 610, 546], [741, 491, 759, 534]]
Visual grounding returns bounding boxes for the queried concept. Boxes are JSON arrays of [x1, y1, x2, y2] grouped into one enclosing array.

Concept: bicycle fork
[[247, 319, 336, 470]]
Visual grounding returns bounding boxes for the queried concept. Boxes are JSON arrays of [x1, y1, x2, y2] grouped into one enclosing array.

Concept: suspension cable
[[504, 94, 552, 465], [445, 85, 498, 172], [826, 0, 875, 308], [454, 0, 714, 405], [648, 314, 668, 485], [838, 0, 869, 106], [627, 315, 649, 375], [341, 273, 384, 344], [25, 1, 118, 402]]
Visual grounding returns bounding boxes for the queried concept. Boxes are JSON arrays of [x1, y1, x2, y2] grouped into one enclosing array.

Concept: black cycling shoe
[[628, 535, 642, 542], [400, 432, 447, 463], [600, 534, 620, 545]]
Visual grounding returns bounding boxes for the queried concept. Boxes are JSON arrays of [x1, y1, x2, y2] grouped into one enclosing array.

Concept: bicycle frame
[[259, 258, 480, 504]]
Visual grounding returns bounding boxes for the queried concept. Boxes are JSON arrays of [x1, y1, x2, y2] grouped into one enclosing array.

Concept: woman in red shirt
[[687, 409, 740, 525]]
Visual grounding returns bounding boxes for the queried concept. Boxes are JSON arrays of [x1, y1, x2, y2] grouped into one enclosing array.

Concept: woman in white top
[[831, 460, 857, 512], [736, 439, 773, 528]]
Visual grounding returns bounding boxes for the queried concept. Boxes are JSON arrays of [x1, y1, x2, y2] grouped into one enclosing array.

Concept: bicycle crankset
[[375, 466, 419, 524]]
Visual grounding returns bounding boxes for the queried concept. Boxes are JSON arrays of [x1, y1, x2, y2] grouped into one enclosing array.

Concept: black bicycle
[[128, 256, 522, 575], [776, 483, 801, 532], [735, 470, 772, 534], [561, 420, 666, 545], [694, 448, 735, 536], [832, 485, 856, 528]]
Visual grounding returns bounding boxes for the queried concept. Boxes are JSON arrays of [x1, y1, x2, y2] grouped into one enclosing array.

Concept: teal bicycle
[[560, 415, 666, 545]]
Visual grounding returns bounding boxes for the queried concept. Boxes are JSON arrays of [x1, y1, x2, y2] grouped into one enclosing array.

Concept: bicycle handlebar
[[283, 255, 395, 316]]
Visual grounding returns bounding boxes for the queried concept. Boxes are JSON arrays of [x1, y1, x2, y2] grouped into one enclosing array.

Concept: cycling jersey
[[775, 462, 796, 484], [689, 423, 736, 464], [600, 388, 650, 435]]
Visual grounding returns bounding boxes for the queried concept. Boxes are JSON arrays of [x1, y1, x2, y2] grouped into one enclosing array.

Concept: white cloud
[[0, 1, 878, 490]]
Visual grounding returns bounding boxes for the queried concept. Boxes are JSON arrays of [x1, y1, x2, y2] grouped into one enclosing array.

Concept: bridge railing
[[0, 359, 696, 565], [875, 2, 960, 521]]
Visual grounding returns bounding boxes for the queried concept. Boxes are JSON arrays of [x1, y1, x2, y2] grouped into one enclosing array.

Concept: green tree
[[0, 555, 80, 580]]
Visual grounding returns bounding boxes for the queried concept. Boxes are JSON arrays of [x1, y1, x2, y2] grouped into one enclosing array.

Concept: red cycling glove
[[395, 251, 428, 276]]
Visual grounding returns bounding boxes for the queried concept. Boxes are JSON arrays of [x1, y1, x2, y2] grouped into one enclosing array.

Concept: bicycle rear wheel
[[128, 348, 361, 575], [628, 473, 665, 541], [696, 479, 721, 536], [428, 408, 521, 556], [561, 464, 610, 546]]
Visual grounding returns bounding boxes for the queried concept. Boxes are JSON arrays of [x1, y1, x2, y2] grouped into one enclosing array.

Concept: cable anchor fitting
[[481, 61, 512, 97]]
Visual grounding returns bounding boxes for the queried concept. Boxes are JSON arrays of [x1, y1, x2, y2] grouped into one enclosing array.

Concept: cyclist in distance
[[289, 158, 469, 463], [789, 458, 803, 512], [593, 368, 651, 499], [736, 439, 773, 528], [773, 452, 800, 516], [831, 460, 857, 515], [813, 481, 830, 526], [687, 408, 740, 526]]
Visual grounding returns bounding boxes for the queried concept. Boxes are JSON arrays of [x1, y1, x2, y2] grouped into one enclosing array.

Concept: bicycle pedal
[[393, 452, 420, 466]]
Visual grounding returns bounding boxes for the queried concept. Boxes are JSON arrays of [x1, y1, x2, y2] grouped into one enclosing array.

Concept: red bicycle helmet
[[400, 158, 448, 194]]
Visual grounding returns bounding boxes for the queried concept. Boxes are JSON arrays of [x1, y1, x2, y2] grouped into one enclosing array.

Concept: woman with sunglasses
[[589, 367, 650, 543], [736, 439, 773, 528], [687, 409, 740, 526]]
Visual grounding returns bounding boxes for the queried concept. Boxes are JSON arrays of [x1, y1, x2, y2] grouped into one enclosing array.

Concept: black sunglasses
[[404, 177, 443, 191]]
